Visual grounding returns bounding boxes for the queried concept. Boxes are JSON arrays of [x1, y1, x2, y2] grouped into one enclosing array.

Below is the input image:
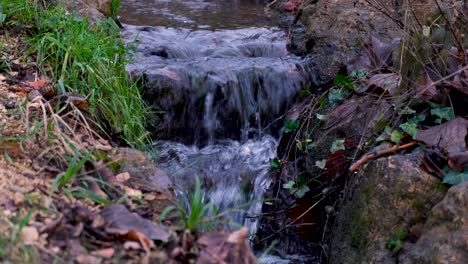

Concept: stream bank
[[253, 1, 468, 263]]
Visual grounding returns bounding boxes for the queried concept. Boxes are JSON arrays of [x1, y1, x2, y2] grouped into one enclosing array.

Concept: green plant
[[110, 0, 121, 19], [283, 118, 300, 133], [269, 157, 281, 171], [6, 0, 151, 147], [160, 177, 210, 232], [0, 212, 40, 263], [386, 228, 407, 253], [0, 3, 6, 24], [51, 143, 93, 192], [283, 174, 310, 198]]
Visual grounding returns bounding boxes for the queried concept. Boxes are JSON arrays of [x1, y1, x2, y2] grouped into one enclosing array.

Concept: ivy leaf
[[390, 130, 403, 144], [399, 122, 418, 139], [443, 168, 468, 186], [399, 114, 425, 139], [431, 107, 454, 124], [298, 89, 310, 97], [283, 180, 295, 189], [270, 158, 280, 171], [349, 69, 366, 79], [295, 185, 310, 198], [334, 74, 353, 90], [408, 114, 426, 124], [316, 113, 325, 120], [315, 159, 327, 169], [399, 107, 416, 115], [328, 89, 347, 104], [330, 139, 345, 153], [283, 119, 300, 133]]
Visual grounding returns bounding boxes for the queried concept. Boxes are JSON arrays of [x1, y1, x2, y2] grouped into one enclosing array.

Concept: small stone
[[116, 172, 131, 182], [21, 226, 39, 245]]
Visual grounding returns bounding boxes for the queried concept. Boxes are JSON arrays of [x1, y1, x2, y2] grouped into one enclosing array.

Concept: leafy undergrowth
[[0, 1, 256, 263], [259, 1, 467, 260]]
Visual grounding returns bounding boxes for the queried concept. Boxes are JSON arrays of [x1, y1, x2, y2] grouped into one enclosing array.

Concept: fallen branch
[[349, 141, 418, 172]]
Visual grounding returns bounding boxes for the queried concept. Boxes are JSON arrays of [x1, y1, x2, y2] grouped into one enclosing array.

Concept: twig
[[349, 141, 418, 172], [267, 0, 281, 8]]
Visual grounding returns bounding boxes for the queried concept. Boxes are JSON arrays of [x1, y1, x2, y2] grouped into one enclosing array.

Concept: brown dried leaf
[[22, 79, 46, 90], [366, 73, 401, 96], [124, 230, 155, 248], [348, 36, 400, 72], [416, 117, 468, 170], [101, 204, 172, 243], [90, 248, 115, 259], [196, 227, 257, 264], [0, 141, 26, 159], [415, 71, 438, 100]]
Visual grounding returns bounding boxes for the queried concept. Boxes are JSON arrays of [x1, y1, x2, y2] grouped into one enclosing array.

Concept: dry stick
[[349, 141, 418, 172]]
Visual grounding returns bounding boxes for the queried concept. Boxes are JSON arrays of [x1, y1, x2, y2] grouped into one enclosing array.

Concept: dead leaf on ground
[[196, 227, 257, 264], [348, 36, 400, 72], [0, 141, 27, 159], [90, 247, 115, 259], [366, 73, 401, 96], [21, 79, 46, 90], [100, 204, 172, 244], [416, 117, 468, 170]]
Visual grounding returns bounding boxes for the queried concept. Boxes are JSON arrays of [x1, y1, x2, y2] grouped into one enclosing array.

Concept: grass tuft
[[3, 0, 151, 148]]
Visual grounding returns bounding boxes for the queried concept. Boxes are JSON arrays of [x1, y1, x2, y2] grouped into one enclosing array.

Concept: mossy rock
[[329, 153, 445, 264]]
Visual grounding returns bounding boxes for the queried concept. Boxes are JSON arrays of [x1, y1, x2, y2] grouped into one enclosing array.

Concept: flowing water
[[120, 1, 313, 261]]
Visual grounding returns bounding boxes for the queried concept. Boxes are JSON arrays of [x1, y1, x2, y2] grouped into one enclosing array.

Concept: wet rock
[[113, 148, 174, 193], [399, 182, 468, 264], [293, 0, 445, 86], [124, 25, 310, 144], [329, 153, 446, 264]]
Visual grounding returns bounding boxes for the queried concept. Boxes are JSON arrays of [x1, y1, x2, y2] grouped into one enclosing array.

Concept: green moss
[[432, 182, 448, 194]]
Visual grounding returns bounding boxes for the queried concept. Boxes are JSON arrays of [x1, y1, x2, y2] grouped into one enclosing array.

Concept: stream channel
[[120, 1, 314, 262]]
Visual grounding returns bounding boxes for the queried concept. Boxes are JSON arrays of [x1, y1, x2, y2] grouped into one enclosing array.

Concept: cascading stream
[[120, 0, 311, 244]]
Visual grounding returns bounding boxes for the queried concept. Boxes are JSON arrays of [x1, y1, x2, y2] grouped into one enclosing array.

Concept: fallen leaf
[[366, 73, 401, 96], [100, 204, 172, 243], [283, 0, 301, 11], [124, 230, 155, 248], [415, 70, 438, 100], [0, 141, 26, 159], [76, 255, 100, 264], [123, 186, 142, 197], [22, 79, 46, 90], [348, 36, 400, 72], [123, 241, 141, 250], [197, 227, 256, 264], [416, 117, 468, 170], [90, 247, 115, 259]]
